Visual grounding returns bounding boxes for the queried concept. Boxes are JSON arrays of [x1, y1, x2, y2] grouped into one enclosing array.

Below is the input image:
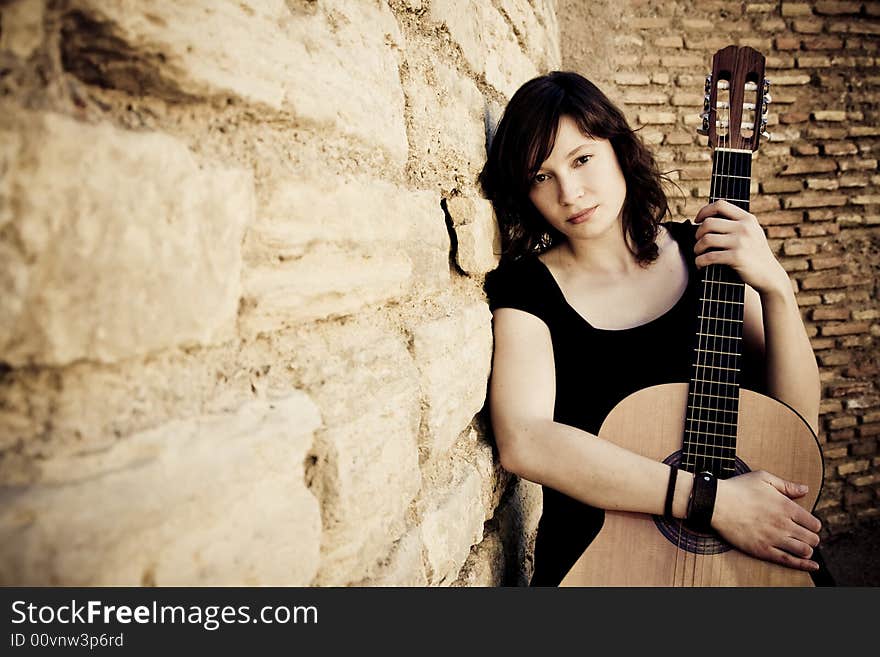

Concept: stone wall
[[559, 0, 880, 536], [0, 0, 557, 586]]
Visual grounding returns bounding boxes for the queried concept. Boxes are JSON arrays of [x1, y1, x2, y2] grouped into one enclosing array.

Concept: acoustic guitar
[[559, 46, 824, 586]]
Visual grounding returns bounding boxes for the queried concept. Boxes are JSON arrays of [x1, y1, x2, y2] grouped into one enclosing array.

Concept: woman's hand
[[693, 200, 790, 296], [711, 470, 822, 572]]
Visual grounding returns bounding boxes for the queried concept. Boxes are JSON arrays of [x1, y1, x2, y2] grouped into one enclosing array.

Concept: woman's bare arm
[[490, 305, 821, 571]]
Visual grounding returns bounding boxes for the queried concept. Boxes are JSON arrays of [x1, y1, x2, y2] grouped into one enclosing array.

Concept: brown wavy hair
[[478, 71, 671, 263]]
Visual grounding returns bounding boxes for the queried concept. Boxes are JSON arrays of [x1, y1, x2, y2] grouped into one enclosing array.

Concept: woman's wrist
[[672, 470, 695, 520]]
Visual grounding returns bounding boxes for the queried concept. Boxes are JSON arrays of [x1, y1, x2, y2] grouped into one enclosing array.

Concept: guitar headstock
[[697, 45, 770, 151]]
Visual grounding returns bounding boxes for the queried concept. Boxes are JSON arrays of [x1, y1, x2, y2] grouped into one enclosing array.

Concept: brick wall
[[0, 0, 558, 586], [560, 0, 880, 537]]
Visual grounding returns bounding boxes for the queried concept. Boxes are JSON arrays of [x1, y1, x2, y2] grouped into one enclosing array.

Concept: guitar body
[[560, 383, 823, 586]]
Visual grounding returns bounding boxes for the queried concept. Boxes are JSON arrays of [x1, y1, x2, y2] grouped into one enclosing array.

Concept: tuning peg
[[763, 93, 772, 106], [704, 74, 712, 93], [761, 130, 771, 140], [763, 79, 771, 94], [697, 113, 710, 136]]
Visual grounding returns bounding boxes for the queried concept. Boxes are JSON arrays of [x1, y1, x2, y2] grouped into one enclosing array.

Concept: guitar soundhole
[[652, 451, 751, 555]]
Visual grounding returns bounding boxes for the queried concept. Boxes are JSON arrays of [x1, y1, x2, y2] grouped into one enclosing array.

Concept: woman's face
[[527, 114, 627, 242]]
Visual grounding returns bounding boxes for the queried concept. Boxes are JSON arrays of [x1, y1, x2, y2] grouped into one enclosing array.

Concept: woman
[[479, 71, 828, 586]]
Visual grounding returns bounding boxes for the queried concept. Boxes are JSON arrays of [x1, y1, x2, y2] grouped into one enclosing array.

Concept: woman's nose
[[557, 172, 584, 206]]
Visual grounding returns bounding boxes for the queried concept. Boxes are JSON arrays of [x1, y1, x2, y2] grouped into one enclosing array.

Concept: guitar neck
[[681, 148, 752, 478]]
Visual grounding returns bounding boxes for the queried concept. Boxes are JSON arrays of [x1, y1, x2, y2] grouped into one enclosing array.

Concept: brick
[[780, 159, 838, 175], [801, 273, 861, 290], [813, 307, 850, 321], [782, 3, 813, 16], [631, 17, 671, 29], [783, 240, 818, 255], [812, 110, 848, 122], [820, 322, 871, 337], [822, 446, 849, 459], [803, 36, 845, 50], [810, 256, 845, 270], [849, 21, 880, 35], [839, 173, 869, 187], [793, 144, 820, 156], [637, 112, 677, 125], [838, 459, 869, 475], [771, 73, 813, 85], [780, 111, 810, 124], [793, 19, 824, 34], [829, 415, 858, 429], [761, 210, 804, 225], [784, 194, 847, 208], [809, 336, 835, 349], [775, 36, 801, 50], [852, 195, 880, 205], [830, 428, 857, 440], [815, 2, 861, 15], [652, 72, 670, 85], [807, 127, 848, 139], [861, 424, 880, 438], [853, 310, 880, 321], [660, 55, 704, 68], [797, 56, 832, 68], [781, 258, 809, 272], [615, 72, 651, 86], [806, 178, 839, 190], [762, 179, 803, 193], [798, 222, 840, 236], [621, 90, 669, 105], [767, 226, 798, 239], [747, 3, 776, 13], [655, 36, 684, 48], [850, 440, 880, 456], [838, 159, 878, 171], [681, 19, 715, 30], [848, 126, 880, 137]]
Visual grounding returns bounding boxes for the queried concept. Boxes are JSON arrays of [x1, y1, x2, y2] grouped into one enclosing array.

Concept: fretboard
[[681, 148, 751, 478]]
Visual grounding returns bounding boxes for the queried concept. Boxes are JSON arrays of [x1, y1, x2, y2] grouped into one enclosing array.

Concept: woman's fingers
[[694, 199, 752, 224]]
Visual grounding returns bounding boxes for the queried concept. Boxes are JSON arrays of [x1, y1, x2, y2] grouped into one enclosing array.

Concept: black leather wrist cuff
[[664, 465, 678, 520], [687, 470, 717, 532]]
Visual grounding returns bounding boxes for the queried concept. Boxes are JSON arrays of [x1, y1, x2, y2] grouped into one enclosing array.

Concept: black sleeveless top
[[484, 221, 763, 586]]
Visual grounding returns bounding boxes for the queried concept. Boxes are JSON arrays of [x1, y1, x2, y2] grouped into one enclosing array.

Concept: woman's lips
[[567, 206, 597, 224]]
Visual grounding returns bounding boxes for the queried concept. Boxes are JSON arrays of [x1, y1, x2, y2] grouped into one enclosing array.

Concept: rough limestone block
[[499, 0, 562, 71], [0, 394, 322, 585], [445, 196, 502, 275], [352, 528, 428, 587], [411, 303, 494, 461], [0, 108, 252, 366], [241, 178, 449, 335], [429, 0, 538, 98], [404, 56, 488, 187], [64, 0, 408, 165], [451, 530, 506, 587], [0, 0, 44, 58], [496, 477, 543, 586], [292, 322, 423, 585], [421, 457, 488, 586]]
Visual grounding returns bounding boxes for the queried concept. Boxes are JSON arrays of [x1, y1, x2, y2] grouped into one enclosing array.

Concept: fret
[[688, 399, 740, 407], [692, 363, 740, 372], [715, 147, 753, 154], [696, 332, 742, 339], [699, 280, 743, 287], [699, 298, 744, 305], [698, 316, 743, 323], [690, 377, 740, 385], [711, 174, 751, 180], [694, 347, 740, 356], [681, 454, 737, 464], [709, 197, 751, 204], [687, 418, 738, 427], [686, 429, 737, 440]]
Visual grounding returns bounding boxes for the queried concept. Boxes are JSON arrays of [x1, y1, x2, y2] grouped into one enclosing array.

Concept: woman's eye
[[576, 155, 592, 165], [532, 173, 548, 185]]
